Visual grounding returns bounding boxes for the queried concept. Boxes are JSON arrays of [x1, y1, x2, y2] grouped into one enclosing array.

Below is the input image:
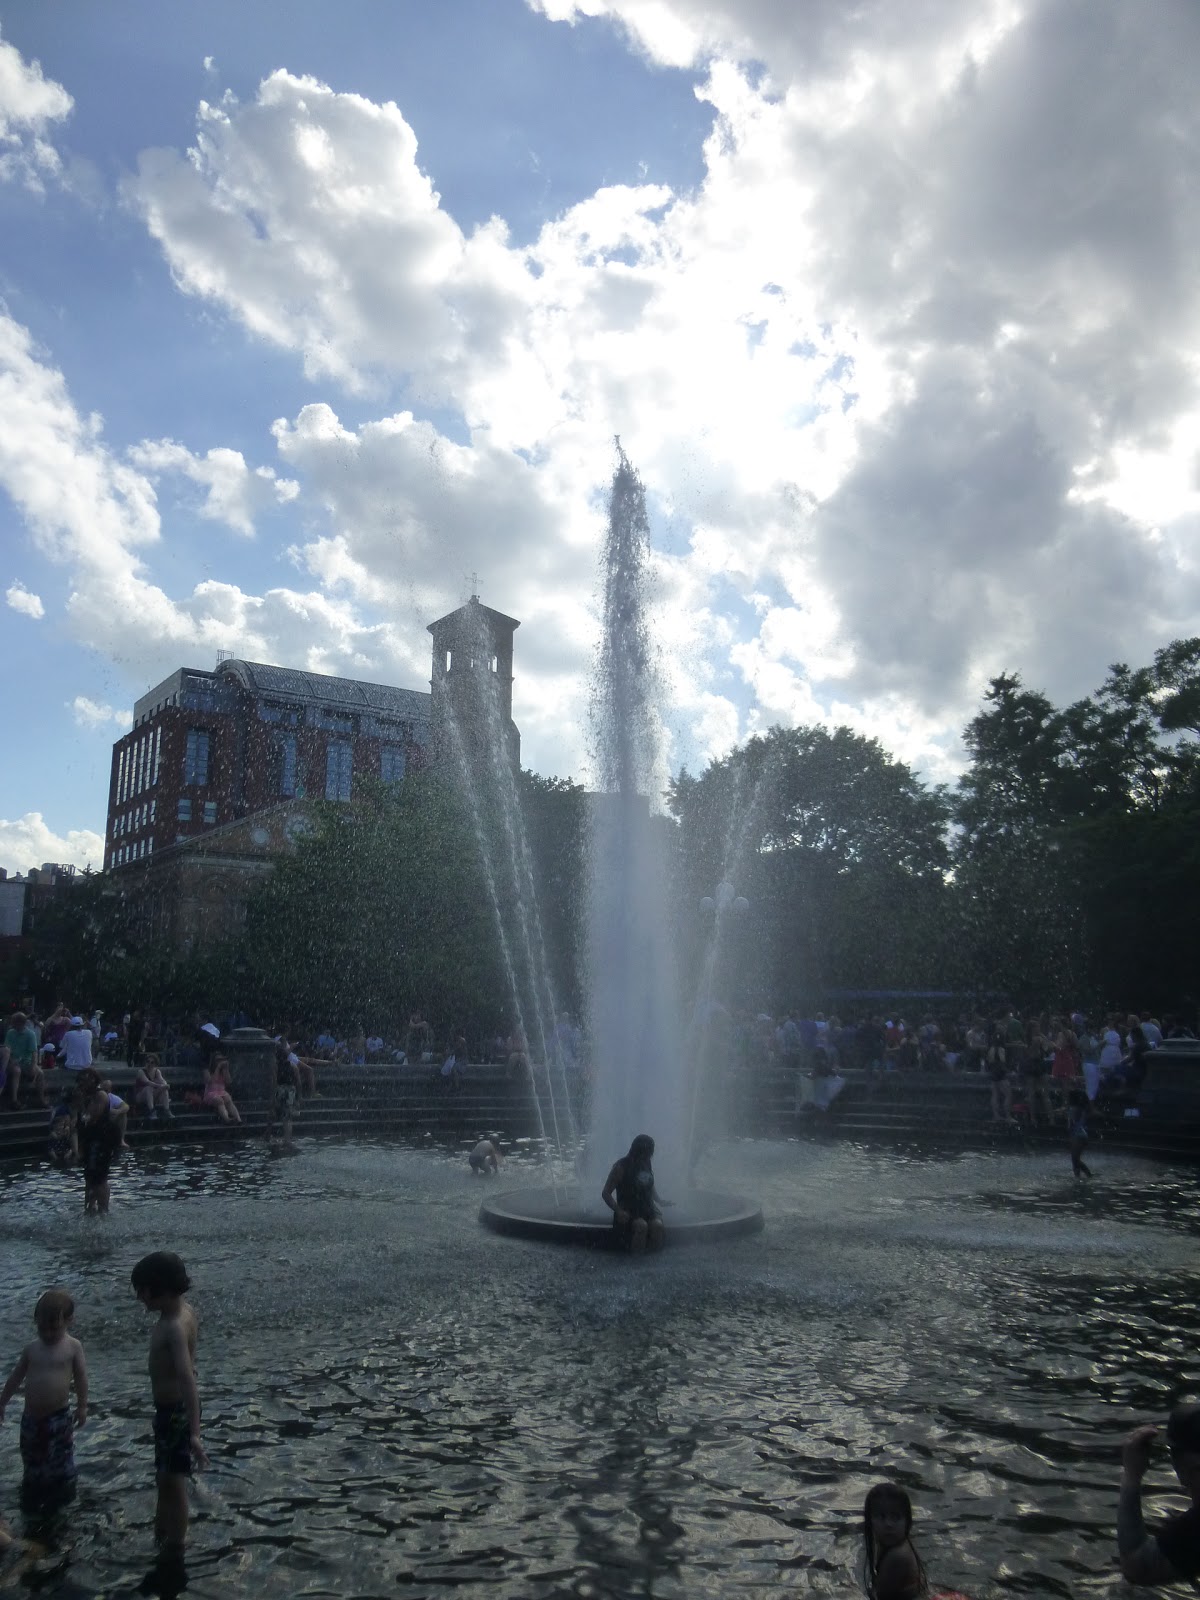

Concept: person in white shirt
[[59, 1019, 93, 1072]]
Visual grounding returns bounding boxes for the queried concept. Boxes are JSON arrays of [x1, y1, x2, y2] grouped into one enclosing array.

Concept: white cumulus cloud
[[0, 26, 73, 190], [0, 812, 104, 877], [0, 310, 428, 695], [16, 1, 1200, 787], [6, 581, 45, 618], [128, 437, 298, 536], [70, 695, 130, 729]]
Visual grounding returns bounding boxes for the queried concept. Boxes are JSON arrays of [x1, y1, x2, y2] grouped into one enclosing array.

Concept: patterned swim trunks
[[20, 1406, 77, 1500], [153, 1402, 193, 1477]]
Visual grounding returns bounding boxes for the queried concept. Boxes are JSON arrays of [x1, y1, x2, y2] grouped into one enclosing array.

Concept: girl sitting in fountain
[[602, 1134, 665, 1253]]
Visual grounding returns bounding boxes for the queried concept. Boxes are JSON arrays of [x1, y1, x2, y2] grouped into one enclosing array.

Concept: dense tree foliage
[[668, 726, 954, 1010], [951, 643, 1200, 1009], [238, 774, 506, 1036], [235, 766, 588, 1042]]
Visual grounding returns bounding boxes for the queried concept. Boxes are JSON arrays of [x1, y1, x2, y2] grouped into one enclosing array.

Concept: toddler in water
[[861, 1483, 970, 1600], [0, 1289, 88, 1508]]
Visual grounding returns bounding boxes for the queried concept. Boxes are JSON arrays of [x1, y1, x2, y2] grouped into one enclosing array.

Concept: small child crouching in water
[[0, 1289, 88, 1509], [131, 1252, 206, 1561]]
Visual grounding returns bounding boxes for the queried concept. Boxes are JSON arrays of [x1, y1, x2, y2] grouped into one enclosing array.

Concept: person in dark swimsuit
[[601, 1133, 664, 1253]]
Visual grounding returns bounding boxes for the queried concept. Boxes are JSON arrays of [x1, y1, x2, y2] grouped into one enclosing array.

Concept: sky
[[1, 0, 1198, 877]]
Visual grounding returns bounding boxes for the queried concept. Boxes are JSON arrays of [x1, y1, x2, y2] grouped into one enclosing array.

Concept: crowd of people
[[735, 1004, 1194, 1125]]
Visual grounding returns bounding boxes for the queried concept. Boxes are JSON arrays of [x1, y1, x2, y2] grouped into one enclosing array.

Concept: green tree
[[669, 725, 951, 1008], [952, 673, 1084, 1005], [241, 773, 506, 1040], [517, 769, 587, 1019]]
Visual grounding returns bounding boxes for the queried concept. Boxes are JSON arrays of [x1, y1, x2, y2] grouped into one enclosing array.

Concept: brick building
[[105, 596, 520, 873]]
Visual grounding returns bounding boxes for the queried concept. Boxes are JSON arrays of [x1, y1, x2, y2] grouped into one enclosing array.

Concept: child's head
[[131, 1251, 190, 1307], [34, 1288, 74, 1340], [864, 1481, 912, 1554]]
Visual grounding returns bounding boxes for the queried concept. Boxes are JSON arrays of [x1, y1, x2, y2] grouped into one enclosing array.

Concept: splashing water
[[585, 445, 687, 1188], [438, 607, 576, 1166]]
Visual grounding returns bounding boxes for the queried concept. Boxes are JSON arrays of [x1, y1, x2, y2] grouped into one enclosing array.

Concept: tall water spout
[[586, 446, 687, 1186]]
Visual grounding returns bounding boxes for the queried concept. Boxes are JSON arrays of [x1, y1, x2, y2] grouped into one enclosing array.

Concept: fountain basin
[[479, 1184, 764, 1246]]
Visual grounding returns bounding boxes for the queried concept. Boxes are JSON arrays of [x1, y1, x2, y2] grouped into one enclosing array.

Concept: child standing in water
[[131, 1253, 206, 1558], [1067, 1087, 1093, 1178], [0, 1289, 88, 1508]]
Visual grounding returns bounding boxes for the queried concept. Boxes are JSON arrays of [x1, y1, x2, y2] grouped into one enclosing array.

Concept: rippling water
[[2, 1137, 1200, 1598]]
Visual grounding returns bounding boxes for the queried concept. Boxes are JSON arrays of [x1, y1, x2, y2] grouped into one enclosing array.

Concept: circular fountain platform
[[479, 1185, 764, 1247]]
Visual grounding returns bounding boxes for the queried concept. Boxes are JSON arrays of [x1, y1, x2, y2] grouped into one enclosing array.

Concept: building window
[[150, 798, 156, 822], [259, 703, 300, 726], [276, 734, 297, 797], [117, 746, 127, 804], [184, 729, 210, 786], [325, 740, 353, 801], [177, 798, 192, 822], [203, 801, 217, 825], [380, 745, 406, 784], [152, 726, 162, 786]]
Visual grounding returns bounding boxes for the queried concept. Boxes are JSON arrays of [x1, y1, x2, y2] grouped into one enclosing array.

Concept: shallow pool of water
[[2, 1136, 1199, 1597]]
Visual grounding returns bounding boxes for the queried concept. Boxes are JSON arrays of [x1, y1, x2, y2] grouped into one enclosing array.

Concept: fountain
[[479, 446, 763, 1245]]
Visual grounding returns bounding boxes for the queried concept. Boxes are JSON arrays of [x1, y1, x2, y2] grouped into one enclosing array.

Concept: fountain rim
[[479, 1185, 764, 1247]]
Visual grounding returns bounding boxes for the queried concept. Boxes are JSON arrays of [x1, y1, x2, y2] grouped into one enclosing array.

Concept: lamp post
[[699, 880, 750, 919]]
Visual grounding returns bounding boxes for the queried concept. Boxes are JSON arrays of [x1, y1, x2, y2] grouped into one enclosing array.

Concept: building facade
[[105, 596, 521, 879]]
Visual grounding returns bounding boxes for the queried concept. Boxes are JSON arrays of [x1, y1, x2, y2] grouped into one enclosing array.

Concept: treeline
[[672, 638, 1200, 1012], [25, 639, 1200, 1028]]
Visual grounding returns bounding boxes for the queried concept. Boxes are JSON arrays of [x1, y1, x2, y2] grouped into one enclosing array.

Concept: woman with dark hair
[[601, 1133, 664, 1253]]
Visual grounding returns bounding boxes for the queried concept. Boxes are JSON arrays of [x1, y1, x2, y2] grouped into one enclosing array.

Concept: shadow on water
[[2, 1136, 1200, 1596]]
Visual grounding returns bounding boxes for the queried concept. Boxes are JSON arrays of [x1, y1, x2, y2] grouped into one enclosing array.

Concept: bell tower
[[428, 595, 521, 769]]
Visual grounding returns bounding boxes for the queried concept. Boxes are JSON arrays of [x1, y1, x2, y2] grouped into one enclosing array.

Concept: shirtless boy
[[0, 1289, 88, 1507], [130, 1253, 206, 1554]]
